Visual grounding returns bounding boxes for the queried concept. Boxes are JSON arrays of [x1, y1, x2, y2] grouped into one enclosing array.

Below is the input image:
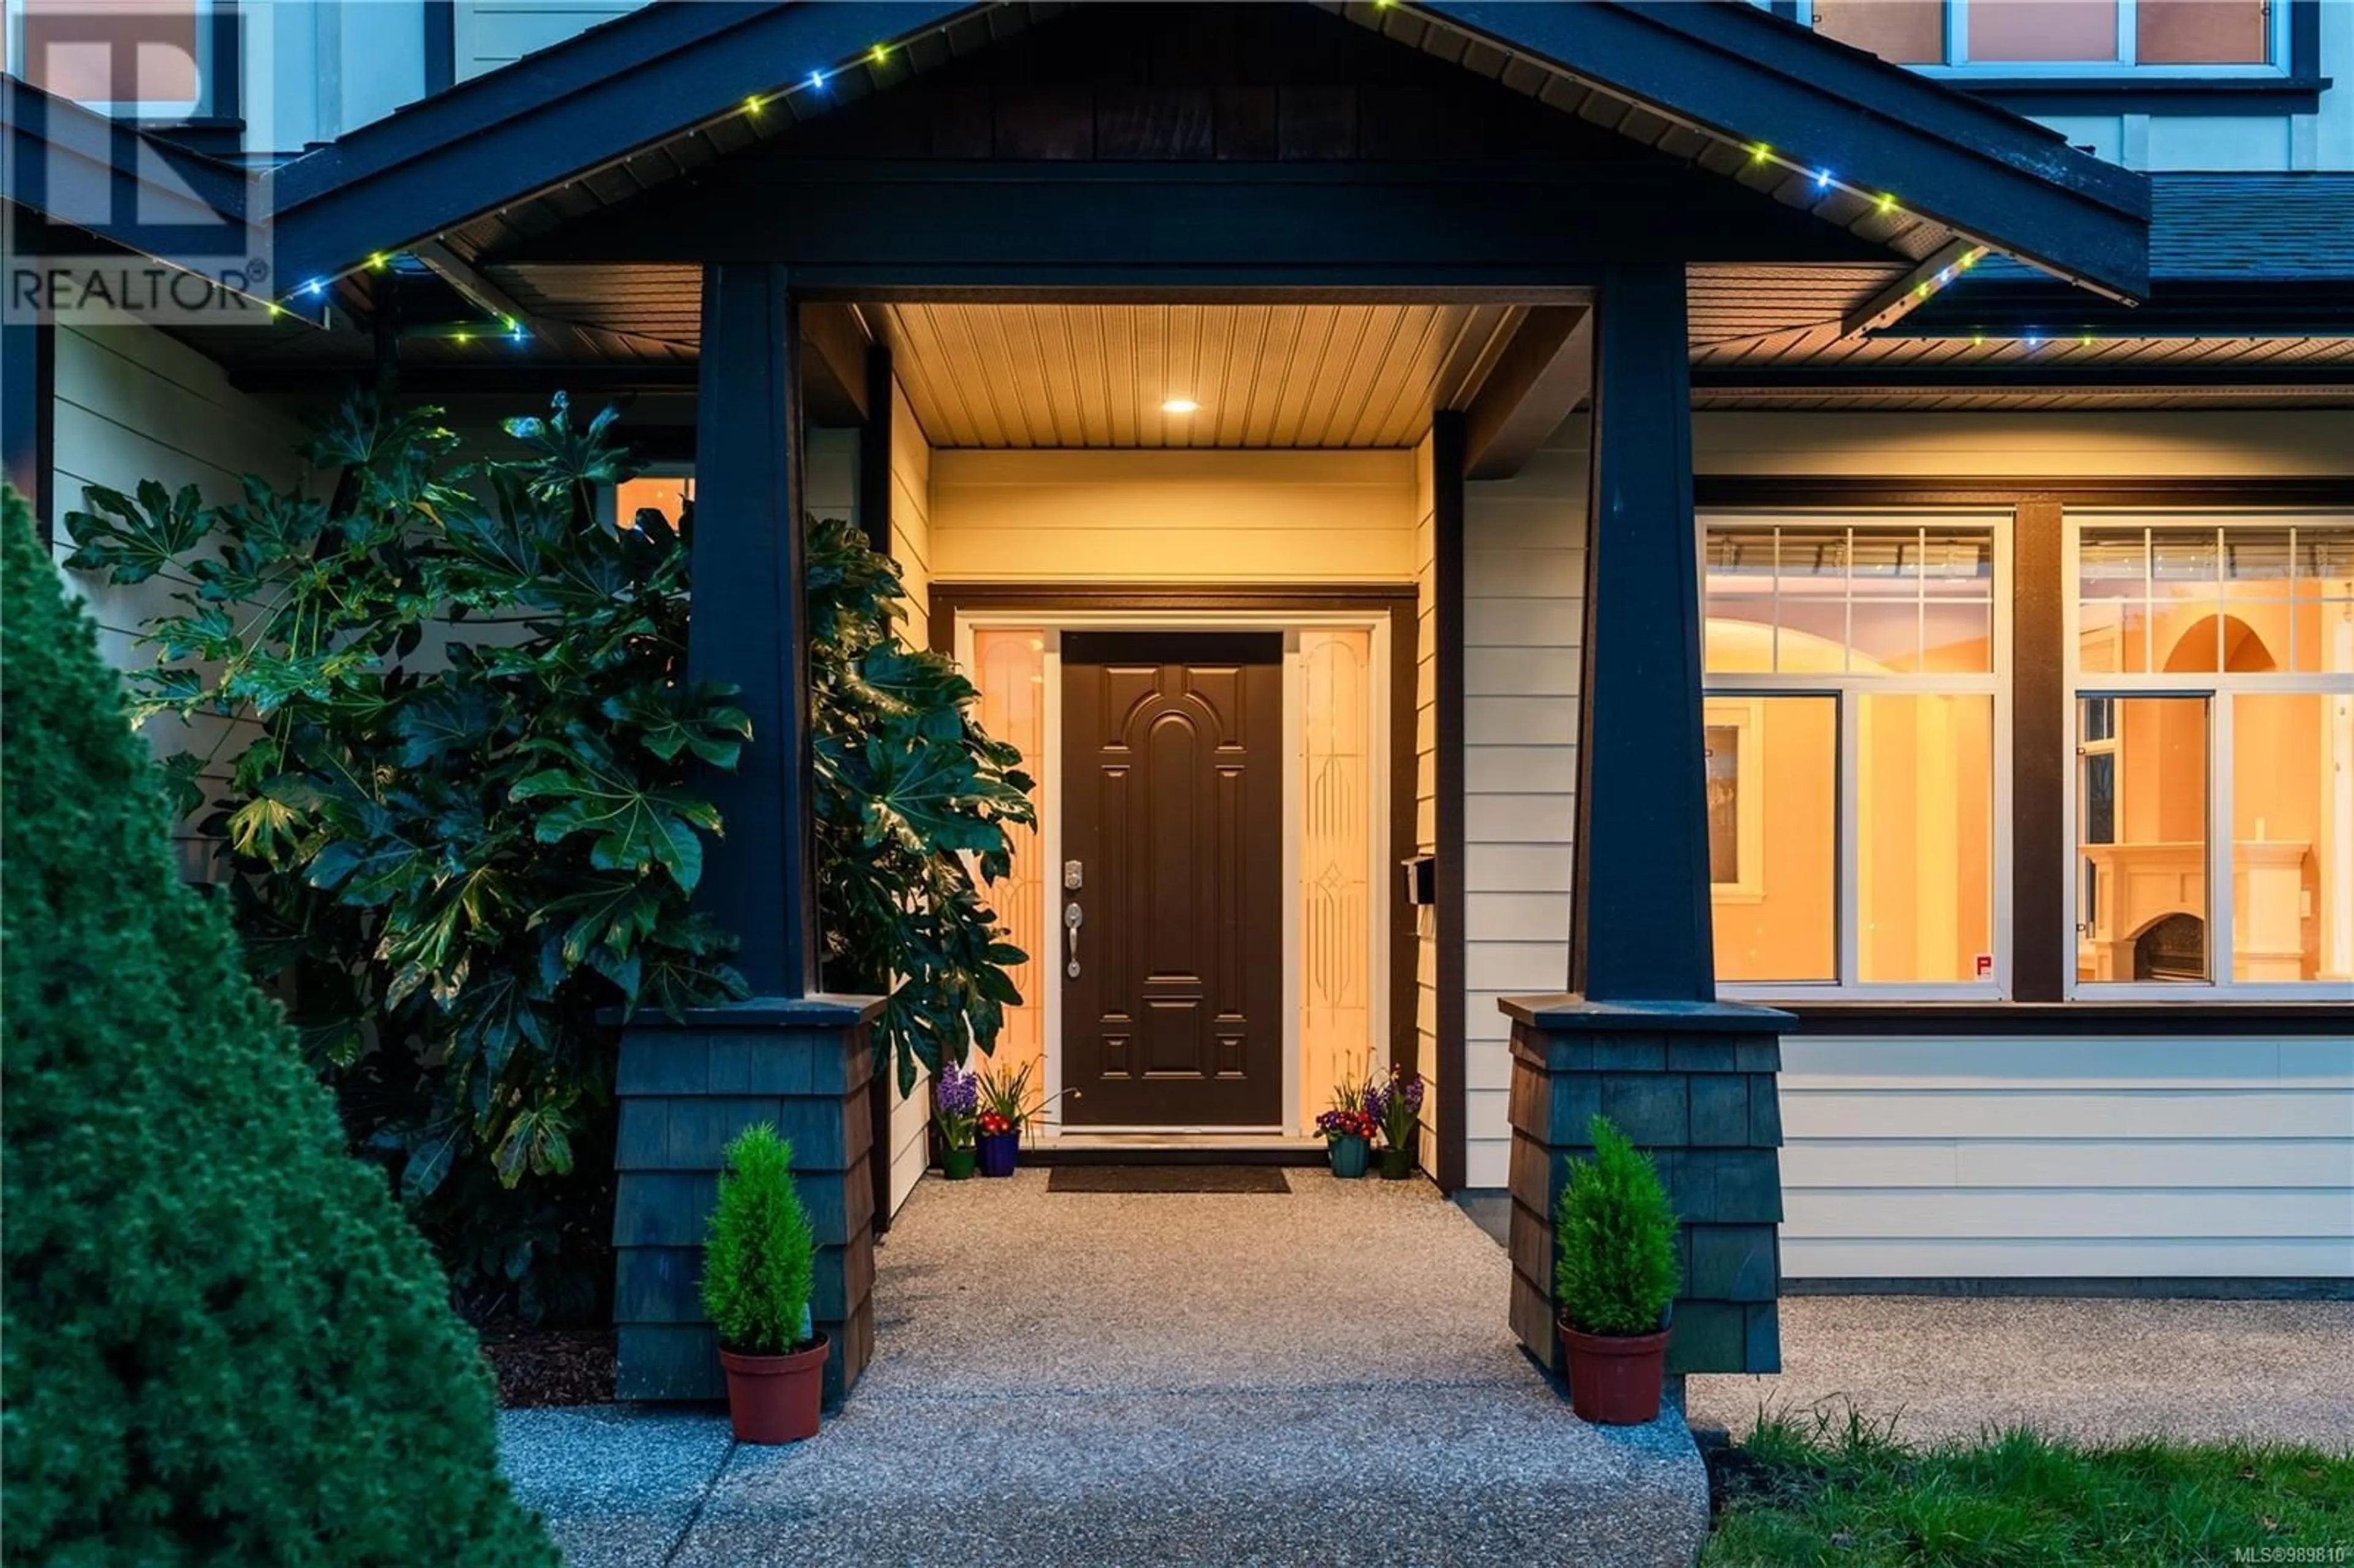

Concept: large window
[[1703, 516, 2005, 995], [1802, 0, 2287, 75], [2070, 517, 2354, 995]]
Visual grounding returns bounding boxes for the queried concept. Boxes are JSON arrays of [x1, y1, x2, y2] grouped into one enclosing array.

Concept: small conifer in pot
[[703, 1125, 826, 1442], [1553, 1114, 1682, 1425]]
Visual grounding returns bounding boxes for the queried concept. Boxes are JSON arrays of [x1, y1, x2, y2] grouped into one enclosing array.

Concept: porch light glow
[[1161, 398, 1200, 414]]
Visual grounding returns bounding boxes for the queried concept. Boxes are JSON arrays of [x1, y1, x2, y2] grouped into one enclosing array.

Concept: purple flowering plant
[[934, 1063, 980, 1151], [1365, 1066, 1425, 1152]]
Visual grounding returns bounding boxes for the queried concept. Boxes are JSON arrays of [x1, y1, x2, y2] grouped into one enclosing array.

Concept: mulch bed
[[480, 1327, 617, 1408]]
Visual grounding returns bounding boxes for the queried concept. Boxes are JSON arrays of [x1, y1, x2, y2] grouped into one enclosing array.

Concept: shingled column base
[[611, 995, 886, 1406], [1503, 995, 1794, 1379]]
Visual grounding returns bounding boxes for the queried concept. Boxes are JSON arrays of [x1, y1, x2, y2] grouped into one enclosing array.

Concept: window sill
[[1776, 999, 2353, 1035]]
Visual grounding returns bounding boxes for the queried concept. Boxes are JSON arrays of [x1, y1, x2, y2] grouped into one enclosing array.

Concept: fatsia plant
[[63, 393, 750, 1319], [803, 514, 1037, 1093]]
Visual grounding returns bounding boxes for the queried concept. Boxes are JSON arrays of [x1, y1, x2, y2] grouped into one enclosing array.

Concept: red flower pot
[[1556, 1319, 1671, 1426], [718, 1334, 829, 1444]]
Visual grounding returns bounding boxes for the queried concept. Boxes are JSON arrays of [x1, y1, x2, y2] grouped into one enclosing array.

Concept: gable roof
[[252, 0, 2149, 303]]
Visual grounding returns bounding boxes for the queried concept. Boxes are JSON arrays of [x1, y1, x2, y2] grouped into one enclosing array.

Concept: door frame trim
[[932, 583, 1422, 1143]]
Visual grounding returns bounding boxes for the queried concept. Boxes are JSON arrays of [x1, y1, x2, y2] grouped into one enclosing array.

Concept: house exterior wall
[[1413, 432, 1441, 1172], [880, 384, 937, 1219], [927, 449, 1420, 584], [1446, 406, 2353, 1281], [49, 319, 310, 875], [1462, 418, 1588, 1190]]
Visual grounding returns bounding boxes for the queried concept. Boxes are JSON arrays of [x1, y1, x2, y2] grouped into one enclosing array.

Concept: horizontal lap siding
[[454, 0, 648, 80], [1460, 419, 1586, 1190], [928, 449, 1419, 583], [1780, 1035, 2354, 1280], [866, 395, 939, 1220], [51, 322, 311, 875]]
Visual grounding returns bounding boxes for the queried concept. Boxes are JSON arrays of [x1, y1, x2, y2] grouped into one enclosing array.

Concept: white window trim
[[1704, 509, 2014, 1003], [2063, 511, 2354, 1002], [1794, 0, 2293, 79]]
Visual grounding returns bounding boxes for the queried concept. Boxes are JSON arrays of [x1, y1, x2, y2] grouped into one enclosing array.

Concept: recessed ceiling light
[[1162, 398, 1200, 414]]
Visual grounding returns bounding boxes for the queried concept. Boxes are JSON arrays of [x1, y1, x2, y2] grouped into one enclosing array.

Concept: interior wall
[[928, 449, 1419, 584]]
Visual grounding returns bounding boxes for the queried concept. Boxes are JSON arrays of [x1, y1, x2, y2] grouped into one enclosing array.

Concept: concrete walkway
[[1688, 1295, 2354, 1448], [501, 1170, 1707, 1567]]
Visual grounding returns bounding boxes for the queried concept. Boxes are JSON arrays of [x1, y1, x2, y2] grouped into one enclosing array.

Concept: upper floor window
[[1804, 0, 2288, 75], [4, 0, 226, 120]]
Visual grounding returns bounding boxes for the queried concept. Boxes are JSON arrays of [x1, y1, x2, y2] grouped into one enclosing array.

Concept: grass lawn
[[1704, 1406, 2354, 1567]]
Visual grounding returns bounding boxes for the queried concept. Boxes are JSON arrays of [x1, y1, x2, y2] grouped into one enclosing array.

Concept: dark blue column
[[1571, 262, 1713, 1003], [690, 262, 817, 999]]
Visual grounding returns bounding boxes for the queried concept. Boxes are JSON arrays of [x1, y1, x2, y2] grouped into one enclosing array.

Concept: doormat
[[1046, 1166, 1291, 1195]]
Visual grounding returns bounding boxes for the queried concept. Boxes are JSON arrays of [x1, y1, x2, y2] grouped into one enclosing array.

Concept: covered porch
[[502, 1168, 1709, 1567], [118, 0, 2150, 1405]]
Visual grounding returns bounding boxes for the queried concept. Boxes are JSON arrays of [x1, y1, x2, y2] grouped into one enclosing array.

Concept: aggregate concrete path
[[1688, 1295, 2354, 1449], [501, 1169, 1708, 1567]]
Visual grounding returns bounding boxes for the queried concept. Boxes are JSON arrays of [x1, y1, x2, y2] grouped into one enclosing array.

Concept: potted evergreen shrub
[[703, 1124, 827, 1444], [1553, 1114, 1682, 1426], [934, 1063, 980, 1181]]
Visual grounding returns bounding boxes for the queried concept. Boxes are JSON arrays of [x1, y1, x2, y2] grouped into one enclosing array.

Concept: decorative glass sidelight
[[1298, 628, 1376, 1135], [971, 630, 1048, 1090]]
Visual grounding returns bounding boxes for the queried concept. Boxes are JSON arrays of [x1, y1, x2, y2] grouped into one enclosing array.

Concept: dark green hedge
[[0, 490, 557, 1567]]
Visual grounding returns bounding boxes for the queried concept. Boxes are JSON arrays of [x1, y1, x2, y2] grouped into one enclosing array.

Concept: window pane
[[1815, 0, 1945, 62], [971, 630, 1048, 1092], [17, 0, 205, 110], [1968, 0, 2119, 61], [1923, 599, 1995, 673], [2231, 695, 2353, 986], [1704, 528, 1777, 672], [614, 476, 693, 530], [2138, 0, 2268, 63], [1712, 696, 1838, 983], [2291, 528, 2354, 675], [1860, 695, 1995, 983], [2079, 696, 2209, 984]]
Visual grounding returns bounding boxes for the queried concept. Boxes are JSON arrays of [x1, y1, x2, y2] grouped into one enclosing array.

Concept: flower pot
[[940, 1146, 977, 1181], [1377, 1146, 1412, 1180], [1556, 1319, 1672, 1426], [977, 1130, 1019, 1178], [718, 1334, 830, 1445], [1327, 1134, 1370, 1179]]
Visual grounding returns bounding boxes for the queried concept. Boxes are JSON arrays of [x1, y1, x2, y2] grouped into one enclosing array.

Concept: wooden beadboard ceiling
[[874, 302, 1523, 449]]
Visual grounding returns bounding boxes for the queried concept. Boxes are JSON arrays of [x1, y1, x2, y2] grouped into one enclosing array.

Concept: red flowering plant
[[1315, 1055, 1378, 1143], [973, 1058, 1077, 1143]]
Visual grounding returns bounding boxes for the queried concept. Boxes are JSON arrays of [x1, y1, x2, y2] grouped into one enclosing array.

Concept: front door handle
[[1064, 901, 1083, 979]]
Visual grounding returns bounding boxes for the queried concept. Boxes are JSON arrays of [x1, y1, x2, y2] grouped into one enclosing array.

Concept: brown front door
[[1061, 632, 1284, 1128]]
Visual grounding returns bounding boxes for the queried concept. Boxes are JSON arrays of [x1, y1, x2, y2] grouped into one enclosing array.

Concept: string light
[[302, 278, 324, 298], [1814, 167, 1832, 190], [1875, 192, 1897, 215], [870, 42, 888, 63], [744, 94, 764, 115], [808, 70, 825, 90], [1750, 142, 1770, 162], [369, 253, 388, 270]]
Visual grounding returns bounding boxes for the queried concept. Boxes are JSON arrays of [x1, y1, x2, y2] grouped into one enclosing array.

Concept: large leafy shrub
[[63, 395, 750, 1319], [804, 513, 1035, 1091], [62, 393, 1036, 1312], [699, 1125, 817, 1355], [1554, 1114, 1682, 1337], [0, 489, 557, 1566]]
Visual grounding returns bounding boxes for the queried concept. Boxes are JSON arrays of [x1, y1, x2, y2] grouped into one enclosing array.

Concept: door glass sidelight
[[2077, 695, 2210, 984]]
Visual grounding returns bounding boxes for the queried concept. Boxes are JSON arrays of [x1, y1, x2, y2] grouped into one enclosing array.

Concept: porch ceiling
[[874, 302, 1523, 449]]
